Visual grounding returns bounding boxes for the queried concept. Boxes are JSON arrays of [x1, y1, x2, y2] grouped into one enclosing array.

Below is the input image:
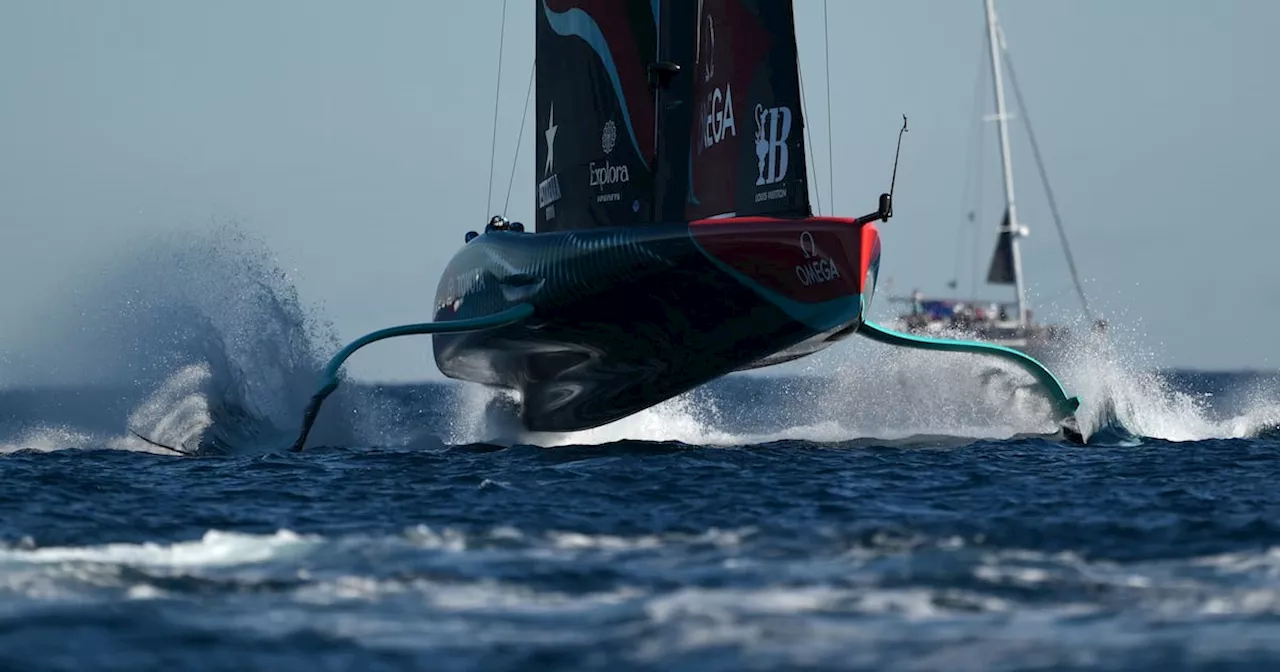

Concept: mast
[[984, 0, 1028, 327]]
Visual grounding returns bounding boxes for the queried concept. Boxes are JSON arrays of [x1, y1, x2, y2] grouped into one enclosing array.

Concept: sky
[[1, 0, 1277, 385]]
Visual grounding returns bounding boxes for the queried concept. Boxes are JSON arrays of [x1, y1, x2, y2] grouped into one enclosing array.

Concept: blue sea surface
[[3, 232, 1279, 670], [3, 371, 1280, 672]]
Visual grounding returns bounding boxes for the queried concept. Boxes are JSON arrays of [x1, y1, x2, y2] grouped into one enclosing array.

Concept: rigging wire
[[1001, 48, 1094, 319], [823, 0, 834, 212], [504, 58, 536, 216], [485, 0, 509, 219], [796, 46, 823, 216]]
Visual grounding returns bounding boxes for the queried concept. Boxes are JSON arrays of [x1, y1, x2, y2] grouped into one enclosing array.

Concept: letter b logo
[[754, 104, 792, 186]]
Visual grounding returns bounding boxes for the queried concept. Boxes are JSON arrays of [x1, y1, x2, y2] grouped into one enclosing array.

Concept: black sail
[[986, 209, 1017, 285], [535, 0, 659, 232], [534, 0, 810, 230]]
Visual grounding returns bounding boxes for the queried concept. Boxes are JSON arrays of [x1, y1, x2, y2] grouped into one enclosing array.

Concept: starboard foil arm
[[858, 320, 1082, 429], [287, 303, 535, 453]]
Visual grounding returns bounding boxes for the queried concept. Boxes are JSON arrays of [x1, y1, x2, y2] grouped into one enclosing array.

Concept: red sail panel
[[686, 0, 810, 221]]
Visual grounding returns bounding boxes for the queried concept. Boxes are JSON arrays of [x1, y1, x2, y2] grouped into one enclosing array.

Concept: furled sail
[[986, 209, 1017, 285]]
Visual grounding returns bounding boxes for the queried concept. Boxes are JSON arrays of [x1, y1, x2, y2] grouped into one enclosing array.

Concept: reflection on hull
[[431, 218, 881, 433]]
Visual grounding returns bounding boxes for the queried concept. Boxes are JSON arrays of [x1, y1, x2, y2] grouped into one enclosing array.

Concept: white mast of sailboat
[[984, 0, 1028, 327]]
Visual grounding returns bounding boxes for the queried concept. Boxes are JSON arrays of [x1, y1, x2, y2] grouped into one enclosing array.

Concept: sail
[[535, 0, 659, 232], [986, 209, 1016, 285], [685, 0, 810, 220]]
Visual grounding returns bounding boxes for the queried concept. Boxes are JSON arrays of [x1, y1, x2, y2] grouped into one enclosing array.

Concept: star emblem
[[544, 103, 558, 177]]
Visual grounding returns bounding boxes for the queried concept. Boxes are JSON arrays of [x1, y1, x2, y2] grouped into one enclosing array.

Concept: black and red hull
[[431, 216, 882, 433]]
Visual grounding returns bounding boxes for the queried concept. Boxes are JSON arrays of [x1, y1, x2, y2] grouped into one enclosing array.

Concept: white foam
[[0, 426, 96, 454], [529, 392, 743, 447], [4, 219, 1273, 453], [1051, 318, 1280, 441], [0, 529, 319, 568], [473, 310, 1280, 447], [443, 383, 740, 447], [120, 362, 214, 453], [0, 222, 371, 454]]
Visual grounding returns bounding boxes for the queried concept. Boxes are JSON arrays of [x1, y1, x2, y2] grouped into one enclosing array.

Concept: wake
[[0, 226, 1274, 455], [0, 225, 369, 456], [447, 314, 1279, 449]]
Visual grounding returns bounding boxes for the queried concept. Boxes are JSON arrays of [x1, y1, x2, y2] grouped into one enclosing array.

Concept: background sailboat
[[887, 0, 1099, 361]]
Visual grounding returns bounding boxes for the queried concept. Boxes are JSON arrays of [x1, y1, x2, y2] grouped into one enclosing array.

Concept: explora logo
[[589, 160, 630, 188]]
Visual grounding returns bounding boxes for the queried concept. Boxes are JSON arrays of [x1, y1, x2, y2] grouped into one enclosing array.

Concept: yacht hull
[[431, 217, 882, 432]]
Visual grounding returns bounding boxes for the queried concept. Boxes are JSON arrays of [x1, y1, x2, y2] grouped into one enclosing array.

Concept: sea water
[[1, 227, 1278, 671]]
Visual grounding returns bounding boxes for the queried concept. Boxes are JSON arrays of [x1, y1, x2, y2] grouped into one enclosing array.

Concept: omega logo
[[794, 230, 840, 287]]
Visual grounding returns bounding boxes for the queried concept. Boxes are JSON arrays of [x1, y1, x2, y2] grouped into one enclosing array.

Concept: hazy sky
[[2, 0, 1277, 385]]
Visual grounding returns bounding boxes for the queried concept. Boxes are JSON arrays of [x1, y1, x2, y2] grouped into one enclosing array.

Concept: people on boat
[[467, 216, 526, 242], [485, 215, 526, 233]]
